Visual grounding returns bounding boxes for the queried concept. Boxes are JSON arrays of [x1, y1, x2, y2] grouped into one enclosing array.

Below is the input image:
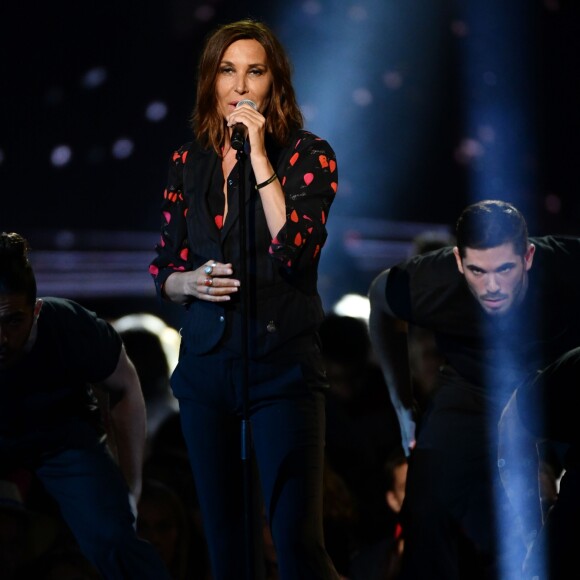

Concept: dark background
[[1, 0, 579, 325]]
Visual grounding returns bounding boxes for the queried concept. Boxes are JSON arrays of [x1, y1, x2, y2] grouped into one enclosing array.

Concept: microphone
[[230, 99, 257, 151]]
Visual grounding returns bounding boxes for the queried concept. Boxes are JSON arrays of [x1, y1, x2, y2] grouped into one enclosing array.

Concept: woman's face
[[215, 39, 273, 118]]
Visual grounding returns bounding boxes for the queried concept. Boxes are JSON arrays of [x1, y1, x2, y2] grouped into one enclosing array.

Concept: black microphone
[[230, 99, 257, 151]]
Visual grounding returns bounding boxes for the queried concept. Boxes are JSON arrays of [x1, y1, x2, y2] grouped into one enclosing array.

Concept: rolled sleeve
[[149, 144, 192, 299], [269, 133, 338, 271]]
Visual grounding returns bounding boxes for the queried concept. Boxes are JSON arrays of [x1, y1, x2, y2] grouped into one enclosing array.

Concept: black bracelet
[[255, 172, 278, 190]]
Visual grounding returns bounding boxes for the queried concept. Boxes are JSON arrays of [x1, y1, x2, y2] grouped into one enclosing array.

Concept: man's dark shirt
[[385, 236, 580, 407], [0, 297, 121, 458]]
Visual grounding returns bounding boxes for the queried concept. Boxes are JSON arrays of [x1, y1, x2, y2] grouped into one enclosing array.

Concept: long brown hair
[[192, 19, 304, 155]]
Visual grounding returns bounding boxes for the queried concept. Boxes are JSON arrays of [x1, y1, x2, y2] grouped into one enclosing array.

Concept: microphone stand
[[235, 142, 255, 580]]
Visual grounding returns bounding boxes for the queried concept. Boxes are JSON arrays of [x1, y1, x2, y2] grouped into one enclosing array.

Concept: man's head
[[453, 200, 535, 316], [0, 232, 42, 369]]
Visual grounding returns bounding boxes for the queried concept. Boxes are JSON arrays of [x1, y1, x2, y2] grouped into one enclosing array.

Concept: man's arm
[[368, 269, 416, 456], [97, 345, 147, 503]]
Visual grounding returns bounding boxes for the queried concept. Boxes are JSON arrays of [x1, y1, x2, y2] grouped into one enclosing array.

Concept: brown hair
[[191, 18, 304, 155]]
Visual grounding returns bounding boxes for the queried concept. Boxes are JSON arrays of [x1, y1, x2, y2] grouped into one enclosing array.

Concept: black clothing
[[0, 297, 170, 579], [150, 131, 336, 360], [0, 297, 119, 455], [386, 236, 580, 406], [516, 347, 580, 579], [150, 131, 339, 580], [382, 236, 580, 580]]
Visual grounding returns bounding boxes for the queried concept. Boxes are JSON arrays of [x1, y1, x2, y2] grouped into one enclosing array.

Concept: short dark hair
[[455, 200, 529, 258], [192, 18, 304, 154], [0, 232, 37, 305]]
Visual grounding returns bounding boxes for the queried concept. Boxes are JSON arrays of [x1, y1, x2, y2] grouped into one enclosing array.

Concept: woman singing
[[149, 18, 339, 580]]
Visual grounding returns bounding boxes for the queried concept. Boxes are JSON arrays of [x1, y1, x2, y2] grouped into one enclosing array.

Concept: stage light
[[545, 193, 562, 214], [112, 138, 134, 160], [194, 5, 215, 22], [332, 293, 370, 322], [145, 101, 168, 123], [81, 66, 108, 89], [50, 145, 72, 167]]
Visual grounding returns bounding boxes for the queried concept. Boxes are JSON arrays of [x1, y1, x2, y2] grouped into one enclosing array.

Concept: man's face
[[0, 294, 39, 369], [453, 242, 535, 317]]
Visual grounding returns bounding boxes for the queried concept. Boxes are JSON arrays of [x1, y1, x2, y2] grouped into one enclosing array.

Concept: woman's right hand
[[165, 260, 240, 303]]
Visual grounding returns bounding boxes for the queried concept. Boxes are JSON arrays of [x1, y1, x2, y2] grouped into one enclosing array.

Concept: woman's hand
[[227, 102, 267, 160], [165, 260, 240, 303], [227, 103, 286, 237]]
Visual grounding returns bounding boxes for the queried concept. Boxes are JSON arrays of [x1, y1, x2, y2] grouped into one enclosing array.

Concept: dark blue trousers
[[34, 442, 171, 580], [172, 348, 339, 580], [399, 384, 524, 580]]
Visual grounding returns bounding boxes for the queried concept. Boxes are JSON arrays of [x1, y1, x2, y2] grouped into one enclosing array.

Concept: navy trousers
[[172, 348, 339, 580], [31, 441, 171, 579], [399, 384, 525, 580]]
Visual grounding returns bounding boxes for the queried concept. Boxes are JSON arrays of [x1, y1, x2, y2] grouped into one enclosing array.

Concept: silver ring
[[204, 260, 217, 274], [206, 286, 211, 295]]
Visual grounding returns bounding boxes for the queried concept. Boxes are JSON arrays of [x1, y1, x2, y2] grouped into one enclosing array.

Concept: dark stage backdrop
[[1, 0, 579, 322]]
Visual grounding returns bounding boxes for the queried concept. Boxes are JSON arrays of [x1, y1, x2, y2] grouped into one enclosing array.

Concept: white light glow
[[81, 66, 108, 89], [145, 101, 168, 122], [50, 145, 73, 167], [112, 138, 134, 160]]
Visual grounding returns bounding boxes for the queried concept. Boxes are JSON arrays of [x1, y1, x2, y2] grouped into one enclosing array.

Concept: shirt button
[[227, 179, 234, 186], [266, 320, 277, 333], [219, 315, 225, 322]]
